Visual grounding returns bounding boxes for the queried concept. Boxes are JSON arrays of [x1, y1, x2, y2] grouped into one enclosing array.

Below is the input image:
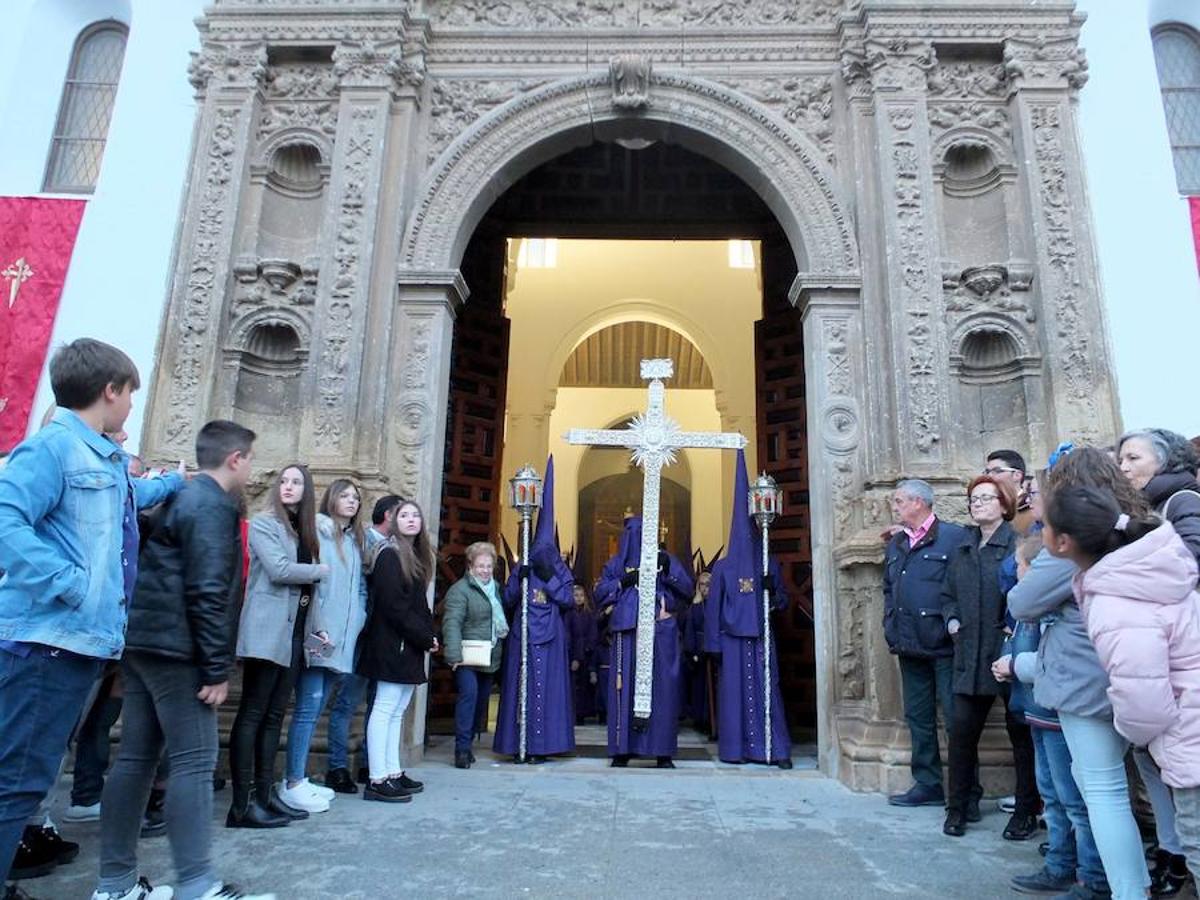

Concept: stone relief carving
[[256, 64, 340, 141], [426, 78, 550, 166], [425, 0, 843, 29], [333, 41, 425, 97], [1005, 37, 1089, 93], [822, 317, 860, 542], [926, 60, 1007, 99], [313, 106, 378, 452], [188, 43, 268, 94], [837, 584, 868, 700], [164, 107, 243, 449], [723, 75, 835, 164], [232, 256, 320, 311], [1029, 104, 1098, 441], [610, 55, 652, 110], [927, 101, 1009, 143], [942, 264, 1034, 323], [888, 103, 941, 457]]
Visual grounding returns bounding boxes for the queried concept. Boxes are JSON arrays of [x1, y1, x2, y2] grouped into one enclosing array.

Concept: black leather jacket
[[124, 474, 242, 686]]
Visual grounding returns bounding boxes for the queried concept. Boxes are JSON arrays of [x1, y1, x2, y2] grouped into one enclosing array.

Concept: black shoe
[[943, 809, 967, 837], [1004, 812, 1040, 841], [396, 772, 424, 793], [1039, 841, 1049, 857], [468, 751, 476, 764], [139, 808, 167, 838], [888, 783, 945, 807], [27, 825, 77, 866], [225, 798, 290, 829], [454, 751, 471, 769], [610, 755, 630, 768], [1150, 848, 1191, 896], [364, 780, 413, 803], [1010, 867, 1077, 894], [965, 797, 982, 823], [356, 766, 369, 785], [9, 830, 56, 880], [266, 785, 309, 821], [530, 755, 548, 765], [656, 757, 676, 769], [324, 767, 359, 795], [775, 758, 793, 770]]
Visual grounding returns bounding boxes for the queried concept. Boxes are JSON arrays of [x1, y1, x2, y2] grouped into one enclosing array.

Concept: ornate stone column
[[866, 42, 953, 475], [1006, 37, 1121, 446], [299, 43, 407, 468], [142, 44, 268, 462], [390, 270, 466, 756]]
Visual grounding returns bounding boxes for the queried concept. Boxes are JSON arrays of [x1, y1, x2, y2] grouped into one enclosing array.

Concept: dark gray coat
[[1146, 472, 1200, 576], [941, 521, 1017, 696]]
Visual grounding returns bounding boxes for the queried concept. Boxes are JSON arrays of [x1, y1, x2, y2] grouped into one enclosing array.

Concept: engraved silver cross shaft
[[566, 358, 746, 722]]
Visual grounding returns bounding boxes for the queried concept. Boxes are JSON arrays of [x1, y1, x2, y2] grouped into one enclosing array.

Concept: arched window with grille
[[1154, 24, 1200, 196], [42, 20, 129, 194]]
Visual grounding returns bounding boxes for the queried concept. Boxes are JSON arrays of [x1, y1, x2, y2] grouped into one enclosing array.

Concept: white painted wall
[[0, 0, 202, 453], [1076, 0, 1200, 436]]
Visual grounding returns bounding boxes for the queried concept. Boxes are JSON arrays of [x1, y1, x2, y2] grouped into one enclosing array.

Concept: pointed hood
[[532, 456, 556, 552], [617, 516, 644, 569], [724, 450, 758, 581]]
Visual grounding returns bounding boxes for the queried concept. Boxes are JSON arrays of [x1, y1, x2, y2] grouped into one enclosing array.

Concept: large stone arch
[[400, 70, 860, 279]]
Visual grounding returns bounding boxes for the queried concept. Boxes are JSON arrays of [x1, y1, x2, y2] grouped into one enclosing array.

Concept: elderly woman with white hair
[[1118, 427, 1200, 568]]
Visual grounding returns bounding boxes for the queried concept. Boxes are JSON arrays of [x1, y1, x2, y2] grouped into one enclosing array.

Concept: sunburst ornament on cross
[[566, 358, 747, 724]]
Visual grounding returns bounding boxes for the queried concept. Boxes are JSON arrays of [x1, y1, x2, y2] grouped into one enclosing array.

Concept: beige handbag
[[460, 640, 492, 668]]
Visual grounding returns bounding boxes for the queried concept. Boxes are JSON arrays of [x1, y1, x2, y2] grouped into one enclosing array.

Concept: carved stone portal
[[141, 1, 1121, 790]]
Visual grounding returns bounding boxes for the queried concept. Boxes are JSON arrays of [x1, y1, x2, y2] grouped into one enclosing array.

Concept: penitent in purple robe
[[493, 458, 576, 758], [705, 451, 792, 765], [680, 597, 710, 729], [594, 517, 693, 758]]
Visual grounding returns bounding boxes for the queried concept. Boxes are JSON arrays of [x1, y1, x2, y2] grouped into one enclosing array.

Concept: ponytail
[[1043, 485, 1159, 560]]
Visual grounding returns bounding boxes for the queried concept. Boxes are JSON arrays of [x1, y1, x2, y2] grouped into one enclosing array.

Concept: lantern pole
[[508, 465, 542, 764], [750, 473, 781, 766]]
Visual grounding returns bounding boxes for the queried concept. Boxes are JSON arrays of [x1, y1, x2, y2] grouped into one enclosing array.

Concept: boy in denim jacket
[[0, 339, 182, 885]]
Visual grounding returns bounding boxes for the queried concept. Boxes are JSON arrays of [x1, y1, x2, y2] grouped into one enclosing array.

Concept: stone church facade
[[141, 0, 1119, 790]]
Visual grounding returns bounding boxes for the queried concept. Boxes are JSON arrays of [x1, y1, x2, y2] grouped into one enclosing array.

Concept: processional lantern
[[507, 463, 542, 763], [748, 471, 782, 764], [749, 472, 782, 526]]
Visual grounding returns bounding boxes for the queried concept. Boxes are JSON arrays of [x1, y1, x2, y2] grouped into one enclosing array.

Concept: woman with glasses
[[941, 475, 1039, 839]]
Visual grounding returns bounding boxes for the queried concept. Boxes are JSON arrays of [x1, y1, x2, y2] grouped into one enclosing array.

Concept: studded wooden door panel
[[755, 236, 816, 734], [428, 233, 510, 731]]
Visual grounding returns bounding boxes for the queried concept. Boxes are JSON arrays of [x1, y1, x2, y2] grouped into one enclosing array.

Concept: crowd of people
[[4, 337, 1200, 900], [884, 438, 1200, 899]]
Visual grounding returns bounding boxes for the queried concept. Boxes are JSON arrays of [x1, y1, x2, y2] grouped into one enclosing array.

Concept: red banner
[[1190, 197, 1200, 278], [0, 197, 86, 451]]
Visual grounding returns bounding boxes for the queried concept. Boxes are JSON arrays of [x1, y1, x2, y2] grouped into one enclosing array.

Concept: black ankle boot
[[324, 767, 359, 795], [1150, 849, 1191, 896], [226, 791, 291, 829], [454, 751, 471, 769], [656, 756, 675, 769], [266, 785, 309, 821], [610, 755, 629, 768]]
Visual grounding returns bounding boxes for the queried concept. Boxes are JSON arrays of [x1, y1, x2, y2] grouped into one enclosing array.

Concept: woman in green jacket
[[442, 541, 508, 769]]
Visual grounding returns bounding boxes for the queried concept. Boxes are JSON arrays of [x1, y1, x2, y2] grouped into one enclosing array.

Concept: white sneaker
[[277, 780, 329, 813], [997, 795, 1016, 813], [65, 802, 102, 822], [298, 777, 334, 801], [91, 876, 174, 900], [197, 884, 275, 900]]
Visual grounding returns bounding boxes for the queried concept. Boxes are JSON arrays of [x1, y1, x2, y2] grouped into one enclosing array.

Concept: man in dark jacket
[[882, 479, 967, 808], [91, 421, 273, 900]]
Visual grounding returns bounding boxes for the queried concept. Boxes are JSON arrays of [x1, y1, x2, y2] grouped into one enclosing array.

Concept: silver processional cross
[[566, 359, 746, 723]]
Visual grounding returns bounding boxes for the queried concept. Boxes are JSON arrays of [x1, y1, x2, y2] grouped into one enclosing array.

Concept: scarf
[[471, 575, 509, 646]]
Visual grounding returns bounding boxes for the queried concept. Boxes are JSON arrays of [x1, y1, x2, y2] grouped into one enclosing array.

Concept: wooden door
[[754, 234, 817, 735], [429, 232, 511, 732]]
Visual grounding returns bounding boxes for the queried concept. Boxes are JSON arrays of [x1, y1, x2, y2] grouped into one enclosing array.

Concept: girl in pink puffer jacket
[[1043, 484, 1200, 885]]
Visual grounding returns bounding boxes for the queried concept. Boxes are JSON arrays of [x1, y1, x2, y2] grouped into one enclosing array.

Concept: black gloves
[[657, 550, 669, 574], [516, 564, 531, 581], [620, 570, 639, 589], [533, 560, 555, 583], [763, 573, 777, 594]]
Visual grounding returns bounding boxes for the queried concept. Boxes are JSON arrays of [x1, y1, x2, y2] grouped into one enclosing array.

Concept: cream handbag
[[460, 640, 492, 668]]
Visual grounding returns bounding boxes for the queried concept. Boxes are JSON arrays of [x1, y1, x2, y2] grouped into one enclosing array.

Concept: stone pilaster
[[1006, 36, 1121, 446], [143, 43, 267, 462]]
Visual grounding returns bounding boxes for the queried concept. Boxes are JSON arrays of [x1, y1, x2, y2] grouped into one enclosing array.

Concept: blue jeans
[[1033, 726, 1107, 890], [1059, 711, 1149, 900], [454, 667, 493, 753], [327, 672, 370, 772], [1133, 747, 1183, 855], [0, 645, 102, 880], [285, 667, 338, 783]]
